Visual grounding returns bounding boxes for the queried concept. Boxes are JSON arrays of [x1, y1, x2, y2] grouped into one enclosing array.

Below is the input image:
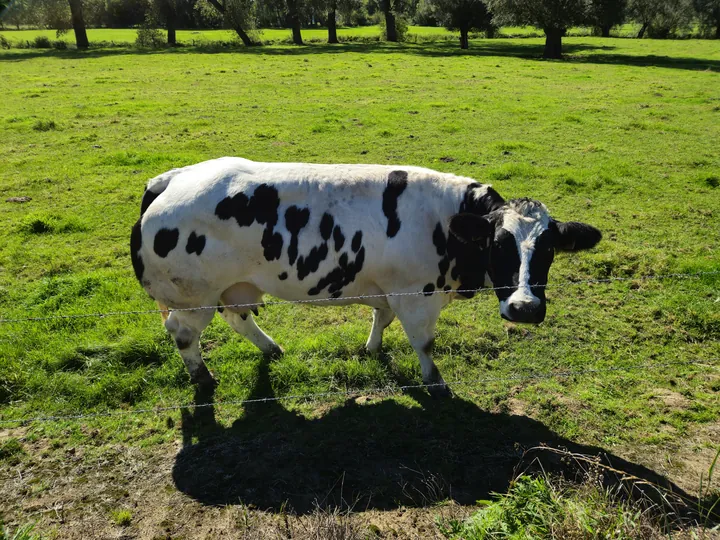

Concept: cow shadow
[[172, 358, 717, 526]]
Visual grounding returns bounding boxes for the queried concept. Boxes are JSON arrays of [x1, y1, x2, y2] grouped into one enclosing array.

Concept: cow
[[130, 157, 601, 397]]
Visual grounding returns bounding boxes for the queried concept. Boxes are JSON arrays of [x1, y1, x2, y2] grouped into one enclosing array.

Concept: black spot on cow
[[423, 283, 435, 296], [215, 184, 284, 262], [446, 229, 488, 298], [422, 337, 435, 355], [278, 272, 288, 280], [140, 188, 161, 217], [443, 285, 452, 291], [438, 256, 450, 277], [382, 171, 408, 238], [130, 218, 144, 283], [307, 232, 366, 296], [215, 192, 253, 226], [185, 231, 206, 256], [262, 229, 283, 262], [432, 223, 446, 256], [285, 206, 310, 265], [154, 228, 179, 258], [332, 226, 345, 252], [250, 184, 281, 228], [430, 218, 490, 299], [351, 231, 363, 253], [320, 213, 334, 241], [297, 243, 329, 280], [459, 183, 505, 216]]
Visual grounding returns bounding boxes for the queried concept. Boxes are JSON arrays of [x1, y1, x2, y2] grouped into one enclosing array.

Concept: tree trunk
[[67, 0, 89, 49], [543, 27, 563, 59], [601, 24, 611, 37], [382, 0, 397, 42], [327, 3, 338, 43], [637, 22, 648, 38], [167, 10, 177, 46], [205, 0, 258, 46], [286, 0, 303, 45], [459, 27, 468, 49]]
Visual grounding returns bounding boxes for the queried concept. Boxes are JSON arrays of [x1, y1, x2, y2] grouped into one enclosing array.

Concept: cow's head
[[450, 198, 601, 324]]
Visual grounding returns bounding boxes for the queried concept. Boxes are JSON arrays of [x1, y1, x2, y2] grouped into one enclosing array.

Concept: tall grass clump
[[439, 474, 668, 539], [0, 521, 43, 540], [31, 36, 52, 49]]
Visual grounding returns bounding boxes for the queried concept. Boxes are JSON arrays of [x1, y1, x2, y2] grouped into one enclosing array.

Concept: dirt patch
[[0, 435, 464, 539], [617, 421, 720, 497], [650, 388, 692, 409]]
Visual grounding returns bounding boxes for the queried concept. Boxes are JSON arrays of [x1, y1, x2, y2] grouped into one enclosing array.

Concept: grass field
[[0, 35, 719, 538]]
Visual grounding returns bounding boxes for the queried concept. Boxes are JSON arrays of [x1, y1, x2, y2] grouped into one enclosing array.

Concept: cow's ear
[[449, 213, 493, 247], [551, 220, 602, 252]]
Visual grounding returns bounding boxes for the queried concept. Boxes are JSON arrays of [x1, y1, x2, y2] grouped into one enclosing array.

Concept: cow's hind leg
[[164, 308, 217, 388], [219, 282, 283, 358], [388, 295, 450, 398], [366, 307, 395, 354], [219, 309, 283, 358]]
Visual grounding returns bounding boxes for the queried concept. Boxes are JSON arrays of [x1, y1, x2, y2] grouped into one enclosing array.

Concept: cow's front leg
[[164, 308, 217, 389], [219, 308, 283, 359], [365, 307, 396, 354], [388, 295, 451, 398]]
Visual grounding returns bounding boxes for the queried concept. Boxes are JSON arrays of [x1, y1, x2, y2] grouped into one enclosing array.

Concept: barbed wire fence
[[0, 270, 718, 324], [0, 269, 718, 426]]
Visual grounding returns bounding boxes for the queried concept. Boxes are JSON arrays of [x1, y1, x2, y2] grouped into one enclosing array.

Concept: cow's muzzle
[[500, 294, 546, 324]]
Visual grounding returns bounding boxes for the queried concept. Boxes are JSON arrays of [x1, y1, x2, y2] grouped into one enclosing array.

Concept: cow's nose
[[506, 301, 545, 324]]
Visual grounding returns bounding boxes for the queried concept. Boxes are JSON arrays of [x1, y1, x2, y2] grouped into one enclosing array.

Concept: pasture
[[0, 35, 719, 537]]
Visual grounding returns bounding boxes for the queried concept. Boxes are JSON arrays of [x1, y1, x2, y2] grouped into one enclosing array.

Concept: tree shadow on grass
[[1, 40, 718, 72], [172, 358, 718, 530]]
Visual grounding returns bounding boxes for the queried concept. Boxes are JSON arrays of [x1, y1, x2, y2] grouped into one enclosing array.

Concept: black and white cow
[[131, 157, 601, 397]]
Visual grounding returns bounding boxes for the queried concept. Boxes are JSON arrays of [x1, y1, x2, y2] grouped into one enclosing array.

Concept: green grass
[[0, 23, 649, 48], [439, 474, 664, 539], [0, 36, 718, 532]]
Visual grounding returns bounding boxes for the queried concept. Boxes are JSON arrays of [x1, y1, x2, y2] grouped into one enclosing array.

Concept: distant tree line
[[1, 0, 718, 56]]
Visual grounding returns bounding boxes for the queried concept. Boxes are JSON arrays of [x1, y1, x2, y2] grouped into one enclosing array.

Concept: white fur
[[498, 201, 550, 319]]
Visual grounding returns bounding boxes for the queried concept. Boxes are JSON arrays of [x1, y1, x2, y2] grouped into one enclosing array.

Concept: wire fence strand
[[1, 270, 718, 324], [1, 359, 715, 427]]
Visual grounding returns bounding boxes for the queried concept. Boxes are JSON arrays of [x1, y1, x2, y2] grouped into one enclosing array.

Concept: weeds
[[0, 438, 25, 465], [110, 509, 132, 526], [30, 120, 56, 132], [439, 474, 662, 539], [31, 36, 51, 49], [0, 522, 42, 540]]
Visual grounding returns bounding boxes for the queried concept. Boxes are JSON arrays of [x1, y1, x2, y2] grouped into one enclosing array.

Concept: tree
[[205, 0, 259, 45], [3, 0, 34, 29], [380, 0, 398, 40], [429, 0, 492, 48], [152, 0, 180, 45], [285, 0, 303, 44], [628, 0, 692, 37], [67, 0, 89, 48], [486, 0, 590, 58], [589, 0, 626, 36], [693, 0, 720, 37]]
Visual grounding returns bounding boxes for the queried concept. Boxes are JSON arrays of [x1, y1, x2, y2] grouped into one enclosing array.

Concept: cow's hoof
[[191, 367, 218, 390], [428, 383, 453, 399], [264, 345, 284, 360]]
